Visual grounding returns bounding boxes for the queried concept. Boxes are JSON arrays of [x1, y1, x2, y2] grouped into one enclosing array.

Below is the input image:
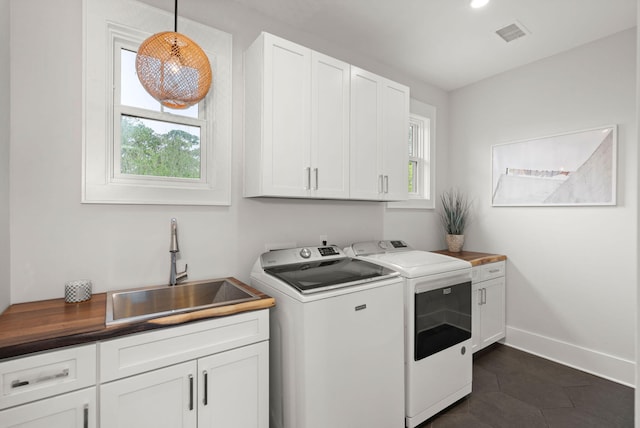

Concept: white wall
[[636, 1, 640, 422], [0, 0, 10, 313], [7, 0, 449, 304], [450, 29, 637, 385]]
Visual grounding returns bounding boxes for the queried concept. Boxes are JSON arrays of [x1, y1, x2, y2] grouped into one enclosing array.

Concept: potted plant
[[439, 189, 471, 252]]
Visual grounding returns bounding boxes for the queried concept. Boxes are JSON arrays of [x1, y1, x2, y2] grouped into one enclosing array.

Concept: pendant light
[[135, 0, 212, 109]]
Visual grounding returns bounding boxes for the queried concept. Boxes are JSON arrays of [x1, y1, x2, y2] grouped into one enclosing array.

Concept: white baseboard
[[504, 326, 635, 387]]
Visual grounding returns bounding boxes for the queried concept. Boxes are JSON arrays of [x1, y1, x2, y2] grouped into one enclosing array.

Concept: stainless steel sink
[[105, 279, 260, 325]]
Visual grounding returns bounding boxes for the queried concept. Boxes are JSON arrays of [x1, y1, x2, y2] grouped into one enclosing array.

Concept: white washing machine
[[250, 245, 405, 428], [345, 240, 473, 428]]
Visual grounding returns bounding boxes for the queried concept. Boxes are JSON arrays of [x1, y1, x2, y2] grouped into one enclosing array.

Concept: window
[[408, 117, 426, 196], [388, 100, 436, 209], [115, 47, 204, 182], [83, 0, 232, 205]]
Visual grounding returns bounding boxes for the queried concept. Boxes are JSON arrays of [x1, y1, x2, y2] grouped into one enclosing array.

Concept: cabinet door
[[198, 342, 269, 428], [471, 283, 482, 353], [0, 387, 96, 428], [350, 66, 383, 200], [480, 277, 506, 349], [381, 79, 409, 201], [311, 52, 350, 198], [100, 361, 197, 428], [261, 33, 312, 197]]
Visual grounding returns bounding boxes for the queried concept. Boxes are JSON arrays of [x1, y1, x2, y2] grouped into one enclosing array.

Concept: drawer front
[[0, 344, 96, 410], [100, 309, 269, 383], [478, 261, 505, 282]]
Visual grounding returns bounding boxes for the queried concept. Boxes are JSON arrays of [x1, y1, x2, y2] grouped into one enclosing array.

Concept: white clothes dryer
[[345, 240, 473, 428]]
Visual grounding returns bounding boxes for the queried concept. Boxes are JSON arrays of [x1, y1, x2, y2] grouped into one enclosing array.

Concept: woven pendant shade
[[136, 31, 212, 109]]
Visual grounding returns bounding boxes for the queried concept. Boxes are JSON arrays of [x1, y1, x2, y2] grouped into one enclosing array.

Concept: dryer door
[[414, 281, 471, 360]]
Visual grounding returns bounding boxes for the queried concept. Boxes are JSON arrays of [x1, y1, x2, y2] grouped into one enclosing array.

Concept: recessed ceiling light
[[470, 0, 490, 8]]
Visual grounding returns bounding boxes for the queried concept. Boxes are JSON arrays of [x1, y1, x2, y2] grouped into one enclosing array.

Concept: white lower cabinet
[[0, 344, 97, 428], [198, 342, 268, 427], [0, 387, 96, 428], [100, 361, 197, 428], [100, 342, 268, 428], [0, 310, 269, 428], [471, 261, 506, 353], [99, 310, 270, 428]]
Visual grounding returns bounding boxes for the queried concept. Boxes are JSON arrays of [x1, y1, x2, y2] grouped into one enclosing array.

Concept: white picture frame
[[491, 125, 617, 206]]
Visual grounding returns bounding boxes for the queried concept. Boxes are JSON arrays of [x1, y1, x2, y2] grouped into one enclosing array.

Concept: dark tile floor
[[418, 344, 634, 428]]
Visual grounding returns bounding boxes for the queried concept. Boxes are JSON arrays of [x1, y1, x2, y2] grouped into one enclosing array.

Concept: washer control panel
[[261, 245, 344, 267]]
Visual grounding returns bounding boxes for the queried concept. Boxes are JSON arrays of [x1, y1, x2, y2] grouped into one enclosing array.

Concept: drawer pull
[[488, 269, 500, 273], [11, 368, 69, 388]]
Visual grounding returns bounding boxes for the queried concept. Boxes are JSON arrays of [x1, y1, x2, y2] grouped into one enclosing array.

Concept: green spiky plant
[[440, 189, 471, 235]]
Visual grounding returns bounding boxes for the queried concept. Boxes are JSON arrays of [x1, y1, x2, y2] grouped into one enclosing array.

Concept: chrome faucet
[[169, 218, 188, 286]]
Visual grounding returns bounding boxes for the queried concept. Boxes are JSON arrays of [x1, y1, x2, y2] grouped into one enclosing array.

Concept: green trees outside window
[[120, 115, 201, 179]]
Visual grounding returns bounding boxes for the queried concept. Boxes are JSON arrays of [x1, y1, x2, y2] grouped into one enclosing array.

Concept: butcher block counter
[[432, 250, 507, 266], [0, 277, 275, 360]]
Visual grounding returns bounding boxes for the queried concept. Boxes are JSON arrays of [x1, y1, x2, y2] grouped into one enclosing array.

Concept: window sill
[[386, 198, 434, 210]]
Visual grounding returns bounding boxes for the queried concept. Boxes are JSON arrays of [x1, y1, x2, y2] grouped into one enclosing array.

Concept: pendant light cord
[[174, 0, 178, 32]]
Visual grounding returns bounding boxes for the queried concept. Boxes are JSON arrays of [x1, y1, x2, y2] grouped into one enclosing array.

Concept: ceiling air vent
[[496, 22, 528, 42]]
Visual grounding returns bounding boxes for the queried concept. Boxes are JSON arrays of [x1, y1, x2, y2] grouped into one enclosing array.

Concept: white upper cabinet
[[350, 67, 409, 201], [244, 33, 350, 198], [382, 79, 410, 201], [311, 52, 351, 198], [245, 32, 409, 201], [349, 68, 381, 200]]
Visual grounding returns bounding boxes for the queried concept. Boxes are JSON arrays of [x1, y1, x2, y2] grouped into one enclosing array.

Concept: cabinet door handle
[[203, 370, 208, 406], [478, 289, 483, 305], [482, 288, 487, 305], [314, 168, 319, 190], [83, 404, 89, 428], [384, 175, 389, 193], [305, 167, 311, 190], [188, 374, 194, 411], [378, 175, 384, 193]]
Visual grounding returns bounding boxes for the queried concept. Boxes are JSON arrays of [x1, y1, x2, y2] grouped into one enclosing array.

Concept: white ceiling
[[226, 0, 637, 91]]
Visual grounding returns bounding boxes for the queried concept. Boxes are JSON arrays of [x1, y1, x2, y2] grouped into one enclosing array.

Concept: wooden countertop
[[432, 250, 507, 266], [0, 278, 275, 360]]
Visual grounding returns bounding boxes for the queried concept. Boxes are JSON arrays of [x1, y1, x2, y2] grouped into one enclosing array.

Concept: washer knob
[[299, 248, 312, 259]]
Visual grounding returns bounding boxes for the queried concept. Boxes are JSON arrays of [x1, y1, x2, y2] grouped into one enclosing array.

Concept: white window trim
[[82, 0, 232, 205], [387, 100, 436, 210]]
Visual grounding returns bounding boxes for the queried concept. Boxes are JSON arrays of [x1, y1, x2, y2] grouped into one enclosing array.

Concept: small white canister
[[64, 280, 92, 303]]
